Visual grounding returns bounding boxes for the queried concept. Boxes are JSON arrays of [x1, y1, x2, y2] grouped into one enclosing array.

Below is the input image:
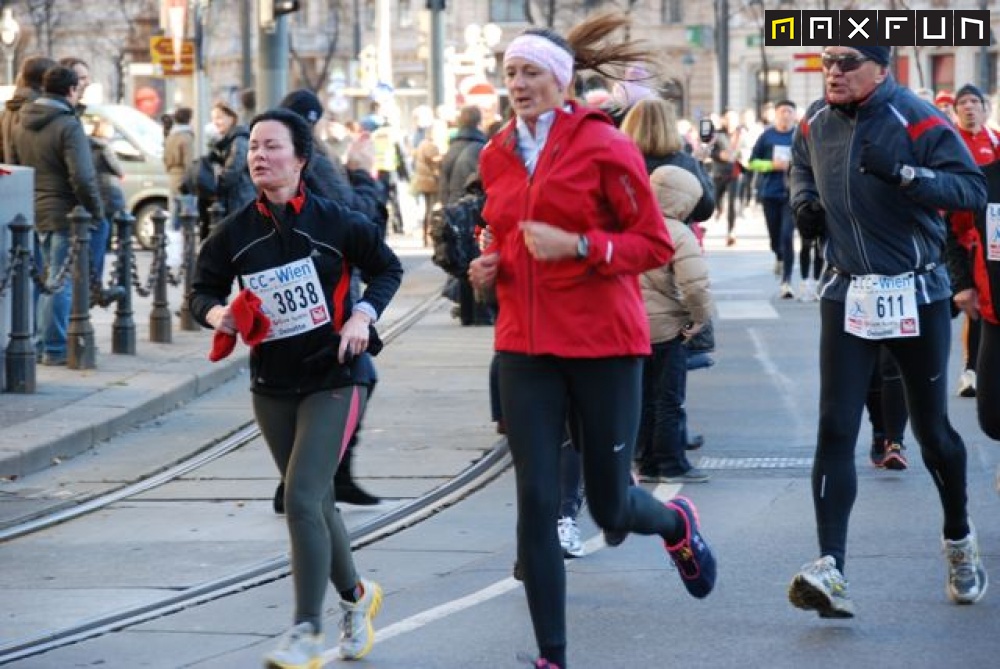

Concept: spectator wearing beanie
[[278, 89, 387, 229]]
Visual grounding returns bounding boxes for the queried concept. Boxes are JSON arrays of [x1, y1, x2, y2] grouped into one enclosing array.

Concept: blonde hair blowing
[[620, 98, 683, 156], [563, 10, 660, 85]]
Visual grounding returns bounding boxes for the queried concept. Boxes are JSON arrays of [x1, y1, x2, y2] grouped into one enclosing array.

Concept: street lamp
[[0, 7, 20, 86], [681, 52, 696, 120], [463, 22, 502, 78]]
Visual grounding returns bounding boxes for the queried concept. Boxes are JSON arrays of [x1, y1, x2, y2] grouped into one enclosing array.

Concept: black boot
[[335, 437, 381, 506], [273, 480, 285, 515]]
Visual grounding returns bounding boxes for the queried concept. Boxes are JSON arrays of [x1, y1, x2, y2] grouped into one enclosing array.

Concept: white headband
[[503, 34, 574, 90]]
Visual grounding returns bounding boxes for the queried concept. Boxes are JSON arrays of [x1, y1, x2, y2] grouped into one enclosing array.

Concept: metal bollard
[[111, 210, 136, 355], [67, 206, 95, 370], [149, 207, 172, 343], [208, 201, 226, 237], [5, 215, 36, 393], [178, 198, 199, 331]]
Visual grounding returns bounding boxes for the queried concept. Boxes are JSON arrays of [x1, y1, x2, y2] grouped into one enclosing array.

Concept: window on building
[[398, 0, 412, 27], [974, 52, 997, 96], [931, 53, 955, 92], [365, 0, 376, 30], [490, 0, 527, 23], [661, 0, 682, 24], [756, 67, 787, 113]]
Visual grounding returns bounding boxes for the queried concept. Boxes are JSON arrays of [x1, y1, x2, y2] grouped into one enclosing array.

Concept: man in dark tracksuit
[[787, 45, 988, 618]]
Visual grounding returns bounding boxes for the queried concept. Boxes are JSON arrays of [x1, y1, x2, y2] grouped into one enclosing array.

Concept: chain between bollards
[[5, 214, 36, 393], [66, 206, 95, 370]]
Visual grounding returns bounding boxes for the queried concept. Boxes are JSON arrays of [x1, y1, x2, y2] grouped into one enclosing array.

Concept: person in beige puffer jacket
[[636, 165, 716, 483]]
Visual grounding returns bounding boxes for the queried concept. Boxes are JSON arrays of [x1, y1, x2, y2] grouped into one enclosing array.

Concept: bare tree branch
[[289, 0, 343, 93]]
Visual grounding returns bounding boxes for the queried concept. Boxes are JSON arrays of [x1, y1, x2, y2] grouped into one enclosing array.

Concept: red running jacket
[[479, 102, 674, 357]]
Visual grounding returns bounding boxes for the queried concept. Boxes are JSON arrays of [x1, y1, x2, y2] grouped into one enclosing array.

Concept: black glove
[[794, 201, 826, 239], [858, 141, 901, 185]]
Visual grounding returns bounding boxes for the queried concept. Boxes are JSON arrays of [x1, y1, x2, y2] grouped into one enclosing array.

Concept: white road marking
[[321, 483, 681, 664]]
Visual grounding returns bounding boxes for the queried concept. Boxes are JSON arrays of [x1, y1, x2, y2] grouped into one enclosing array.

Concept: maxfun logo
[[765, 10, 990, 47]]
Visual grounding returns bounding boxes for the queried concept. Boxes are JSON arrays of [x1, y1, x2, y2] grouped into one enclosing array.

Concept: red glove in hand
[[208, 289, 272, 362]]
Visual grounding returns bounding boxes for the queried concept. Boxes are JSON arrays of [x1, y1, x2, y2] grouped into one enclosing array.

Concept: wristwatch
[[576, 234, 590, 260], [899, 164, 917, 188]]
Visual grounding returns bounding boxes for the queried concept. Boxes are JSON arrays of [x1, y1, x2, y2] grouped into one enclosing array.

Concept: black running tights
[[814, 299, 969, 572], [498, 353, 682, 666]]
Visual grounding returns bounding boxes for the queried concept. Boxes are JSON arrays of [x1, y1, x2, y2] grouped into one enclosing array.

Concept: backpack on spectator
[[429, 193, 484, 279], [180, 155, 218, 200]]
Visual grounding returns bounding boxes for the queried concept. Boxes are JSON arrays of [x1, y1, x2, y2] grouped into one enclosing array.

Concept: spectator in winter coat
[[0, 56, 57, 163], [164, 106, 195, 217], [411, 133, 441, 246], [208, 102, 255, 217], [636, 165, 715, 484], [87, 118, 125, 286], [278, 89, 387, 231], [10, 65, 104, 366], [620, 97, 716, 225], [440, 105, 490, 325]]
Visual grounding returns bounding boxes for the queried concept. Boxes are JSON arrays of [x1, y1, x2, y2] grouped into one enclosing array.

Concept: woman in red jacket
[[468, 12, 716, 669]]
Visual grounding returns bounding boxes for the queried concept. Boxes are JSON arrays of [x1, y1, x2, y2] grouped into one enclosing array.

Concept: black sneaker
[[869, 437, 886, 468], [272, 481, 285, 515], [664, 496, 716, 598]]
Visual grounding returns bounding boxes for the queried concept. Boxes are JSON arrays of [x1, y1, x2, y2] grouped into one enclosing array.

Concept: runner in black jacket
[[188, 109, 402, 667]]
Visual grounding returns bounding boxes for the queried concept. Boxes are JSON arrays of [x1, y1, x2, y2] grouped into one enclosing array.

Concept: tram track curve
[[0, 291, 444, 544], [0, 285, 515, 664]]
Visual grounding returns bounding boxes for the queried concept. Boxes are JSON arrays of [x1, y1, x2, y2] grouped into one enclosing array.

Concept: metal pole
[[149, 208, 172, 343], [257, 15, 289, 111], [429, 1, 445, 109], [716, 0, 729, 112], [978, 0, 989, 92], [178, 199, 198, 331], [67, 206, 96, 370], [5, 215, 35, 393], [194, 3, 211, 154], [111, 210, 136, 355], [353, 0, 361, 58], [241, 0, 254, 91]]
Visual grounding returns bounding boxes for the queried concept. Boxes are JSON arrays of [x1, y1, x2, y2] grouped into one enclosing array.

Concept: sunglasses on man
[[821, 53, 870, 73]]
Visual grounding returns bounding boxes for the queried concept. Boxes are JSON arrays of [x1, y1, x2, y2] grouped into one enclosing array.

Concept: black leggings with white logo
[[814, 299, 969, 572], [498, 352, 682, 657]]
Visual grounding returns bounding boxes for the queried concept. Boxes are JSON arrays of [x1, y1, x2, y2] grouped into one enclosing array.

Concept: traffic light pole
[[257, 15, 289, 111], [429, 0, 445, 109]]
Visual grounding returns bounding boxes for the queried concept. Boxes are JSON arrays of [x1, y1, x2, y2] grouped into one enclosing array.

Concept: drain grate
[[698, 457, 814, 470]]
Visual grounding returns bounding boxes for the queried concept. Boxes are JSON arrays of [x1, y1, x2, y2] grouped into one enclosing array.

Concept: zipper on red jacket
[[524, 139, 561, 355]]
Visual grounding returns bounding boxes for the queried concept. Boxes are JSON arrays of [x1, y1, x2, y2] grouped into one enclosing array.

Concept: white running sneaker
[[558, 516, 584, 558], [264, 621, 323, 669], [798, 279, 818, 302], [788, 555, 855, 618], [339, 578, 383, 659], [957, 369, 977, 398], [944, 525, 988, 604], [779, 282, 795, 300]]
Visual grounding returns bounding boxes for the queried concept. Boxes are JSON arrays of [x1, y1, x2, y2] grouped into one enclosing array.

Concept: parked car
[[80, 104, 170, 250]]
